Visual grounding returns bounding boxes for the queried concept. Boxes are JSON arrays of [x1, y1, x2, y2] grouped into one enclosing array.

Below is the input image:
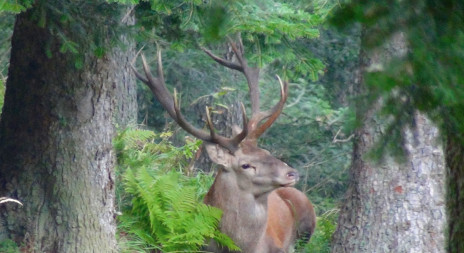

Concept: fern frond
[[116, 128, 238, 252], [119, 128, 157, 150], [214, 230, 241, 251]]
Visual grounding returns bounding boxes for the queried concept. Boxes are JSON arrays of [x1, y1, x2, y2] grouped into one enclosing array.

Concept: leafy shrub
[[115, 128, 239, 252], [0, 239, 19, 253]]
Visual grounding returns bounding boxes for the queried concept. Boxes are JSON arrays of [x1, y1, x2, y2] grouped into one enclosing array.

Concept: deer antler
[[202, 39, 289, 142], [133, 39, 288, 150], [132, 51, 248, 153]]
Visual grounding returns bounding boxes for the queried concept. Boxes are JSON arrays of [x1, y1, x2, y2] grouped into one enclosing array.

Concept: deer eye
[[241, 164, 251, 169]]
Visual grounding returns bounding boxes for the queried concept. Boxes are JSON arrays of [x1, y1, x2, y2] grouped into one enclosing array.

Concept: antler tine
[[205, 106, 217, 140], [156, 49, 165, 84], [227, 37, 246, 70], [133, 51, 248, 153], [204, 104, 248, 151], [140, 54, 177, 120], [131, 65, 149, 84], [201, 36, 247, 72], [171, 89, 218, 143], [227, 39, 261, 117], [202, 38, 261, 116], [201, 39, 288, 141], [247, 75, 289, 141], [202, 47, 243, 71]]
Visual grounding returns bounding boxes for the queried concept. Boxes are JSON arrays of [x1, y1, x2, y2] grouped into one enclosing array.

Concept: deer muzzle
[[280, 170, 299, 187]]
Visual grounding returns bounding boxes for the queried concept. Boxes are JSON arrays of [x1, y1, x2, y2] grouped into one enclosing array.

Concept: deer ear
[[204, 143, 235, 170]]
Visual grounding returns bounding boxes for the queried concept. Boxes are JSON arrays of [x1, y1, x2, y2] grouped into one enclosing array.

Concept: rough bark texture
[[331, 32, 446, 253], [331, 112, 446, 253], [113, 12, 137, 128], [0, 4, 135, 253]]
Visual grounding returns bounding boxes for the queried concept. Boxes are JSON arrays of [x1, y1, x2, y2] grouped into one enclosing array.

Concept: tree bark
[[0, 3, 136, 252], [331, 32, 446, 253]]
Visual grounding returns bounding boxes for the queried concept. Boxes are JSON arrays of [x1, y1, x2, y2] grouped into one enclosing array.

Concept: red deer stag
[[133, 40, 316, 253]]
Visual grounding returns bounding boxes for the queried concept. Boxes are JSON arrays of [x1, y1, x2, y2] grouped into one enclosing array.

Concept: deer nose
[[286, 171, 299, 181]]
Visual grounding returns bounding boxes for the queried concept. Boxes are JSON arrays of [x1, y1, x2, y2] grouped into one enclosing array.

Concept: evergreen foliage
[[1, 0, 132, 69], [330, 0, 464, 156], [0, 0, 33, 14], [127, 0, 325, 79], [115, 128, 239, 252]]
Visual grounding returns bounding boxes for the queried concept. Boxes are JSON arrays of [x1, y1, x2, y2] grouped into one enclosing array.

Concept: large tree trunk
[[331, 32, 446, 253], [331, 112, 446, 253], [0, 3, 136, 252]]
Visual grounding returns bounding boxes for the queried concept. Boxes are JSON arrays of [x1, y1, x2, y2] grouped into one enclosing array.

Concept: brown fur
[[267, 187, 316, 248], [203, 142, 316, 253]]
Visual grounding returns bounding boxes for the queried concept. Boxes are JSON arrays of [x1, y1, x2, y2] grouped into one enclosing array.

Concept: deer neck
[[204, 169, 270, 252]]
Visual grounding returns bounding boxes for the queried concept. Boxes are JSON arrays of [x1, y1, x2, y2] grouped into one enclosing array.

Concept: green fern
[[116, 128, 240, 252]]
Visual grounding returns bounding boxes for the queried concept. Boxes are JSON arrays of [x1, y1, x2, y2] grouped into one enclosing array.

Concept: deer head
[[205, 140, 298, 197]]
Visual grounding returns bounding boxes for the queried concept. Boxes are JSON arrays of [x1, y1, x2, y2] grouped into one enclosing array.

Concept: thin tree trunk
[[446, 135, 464, 252], [331, 32, 446, 253], [0, 3, 136, 252]]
